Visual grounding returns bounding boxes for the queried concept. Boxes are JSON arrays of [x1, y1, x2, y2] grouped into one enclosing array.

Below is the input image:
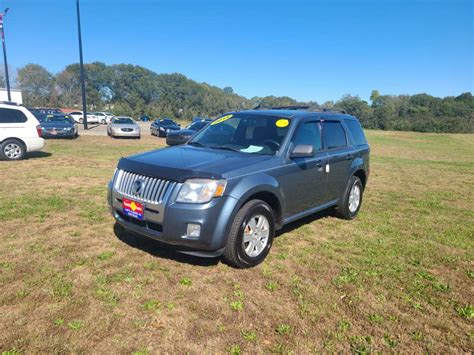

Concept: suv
[[107, 108, 370, 268], [0, 102, 44, 160]]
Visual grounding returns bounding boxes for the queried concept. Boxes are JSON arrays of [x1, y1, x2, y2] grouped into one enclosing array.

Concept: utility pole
[[0, 8, 11, 101], [76, 0, 88, 129]]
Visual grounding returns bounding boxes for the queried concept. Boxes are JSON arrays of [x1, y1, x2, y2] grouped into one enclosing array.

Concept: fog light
[[184, 223, 201, 239]]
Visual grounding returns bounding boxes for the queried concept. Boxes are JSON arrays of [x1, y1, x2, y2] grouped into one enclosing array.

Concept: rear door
[[281, 120, 329, 217], [322, 120, 353, 201]]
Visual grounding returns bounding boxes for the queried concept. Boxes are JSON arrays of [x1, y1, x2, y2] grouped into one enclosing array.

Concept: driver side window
[[292, 122, 322, 151]]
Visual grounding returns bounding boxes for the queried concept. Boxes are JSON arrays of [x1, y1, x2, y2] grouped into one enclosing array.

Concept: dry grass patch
[[0, 131, 473, 353]]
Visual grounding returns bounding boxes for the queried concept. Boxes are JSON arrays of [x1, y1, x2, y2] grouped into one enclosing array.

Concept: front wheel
[[336, 175, 364, 220], [223, 199, 275, 268]]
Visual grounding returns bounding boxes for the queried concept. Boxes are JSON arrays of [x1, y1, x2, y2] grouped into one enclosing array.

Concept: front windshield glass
[[160, 119, 174, 125], [48, 116, 73, 123], [114, 117, 134, 124], [188, 114, 291, 155], [188, 121, 207, 130]]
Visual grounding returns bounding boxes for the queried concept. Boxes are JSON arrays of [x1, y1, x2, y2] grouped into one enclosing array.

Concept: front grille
[[121, 128, 133, 132], [114, 169, 177, 204]]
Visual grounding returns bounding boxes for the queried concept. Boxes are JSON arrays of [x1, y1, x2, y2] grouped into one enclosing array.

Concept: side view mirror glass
[[290, 144, 314, 158]]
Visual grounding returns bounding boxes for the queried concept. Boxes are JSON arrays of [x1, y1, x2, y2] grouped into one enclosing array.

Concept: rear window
[[345, 119, 367, 146], [0, 108, 28, 123], [323, 121, 347, 149]]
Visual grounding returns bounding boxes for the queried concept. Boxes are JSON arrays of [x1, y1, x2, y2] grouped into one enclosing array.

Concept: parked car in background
[[107, 116, 141, 139], [150, 118, 181, 137], [69, 111, 100, 124], [166, 119, 210, 146], [107, 108, 369, 268], [0, 102, 44, 160], [29, 108, 48, 122], [95, 112, 114, 124], [40, 114, 78, 139]]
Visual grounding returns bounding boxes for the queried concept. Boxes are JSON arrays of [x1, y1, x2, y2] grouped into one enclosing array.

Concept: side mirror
[[290, 144, 314, 158]]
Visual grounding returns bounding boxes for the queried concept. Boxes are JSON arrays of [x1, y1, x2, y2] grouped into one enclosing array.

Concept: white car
[[69, 111, 100, 124], [0, 102, 44, 160], [95, 112, 114, 124]]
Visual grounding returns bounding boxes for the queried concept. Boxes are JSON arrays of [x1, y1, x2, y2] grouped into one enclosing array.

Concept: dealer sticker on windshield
[[276, 119, 289, 128], [122, 198, 144, 220], [211, 114, 233, 125]]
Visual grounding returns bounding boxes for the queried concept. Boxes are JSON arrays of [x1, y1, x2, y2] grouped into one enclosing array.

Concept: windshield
[[160, 119, 175, 125], [188, 121, 208, 130], [188, 114, 291, 155], [114, 117, 134, 124], [47, 116, 74, 123]]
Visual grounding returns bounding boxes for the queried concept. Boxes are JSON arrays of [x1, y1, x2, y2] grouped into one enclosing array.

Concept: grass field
[[0, 130, 473, 353]]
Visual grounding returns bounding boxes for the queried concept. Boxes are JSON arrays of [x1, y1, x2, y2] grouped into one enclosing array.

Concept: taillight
[[36, 125, 43, 138]]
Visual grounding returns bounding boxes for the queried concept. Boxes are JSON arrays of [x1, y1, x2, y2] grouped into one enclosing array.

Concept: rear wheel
[[1, 139, 26, 160], [336, 175, 364, 220], [223, 199, 275, 268]]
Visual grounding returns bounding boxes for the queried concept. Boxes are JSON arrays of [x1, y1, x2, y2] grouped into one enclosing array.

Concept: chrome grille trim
[[114, 169, 177, 204]]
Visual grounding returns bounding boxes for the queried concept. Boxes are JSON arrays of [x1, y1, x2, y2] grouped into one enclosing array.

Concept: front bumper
[[111, 130, 140, 137], [42, 130, 75, 138], [108, 182, 238, 255]]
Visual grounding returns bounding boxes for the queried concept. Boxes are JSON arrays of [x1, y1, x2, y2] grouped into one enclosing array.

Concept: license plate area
[[122, 198, 144, 220]]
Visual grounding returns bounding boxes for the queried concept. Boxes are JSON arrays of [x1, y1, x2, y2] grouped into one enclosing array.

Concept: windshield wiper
[[209, 145, 241, 152], [187, 141, 206, 148]]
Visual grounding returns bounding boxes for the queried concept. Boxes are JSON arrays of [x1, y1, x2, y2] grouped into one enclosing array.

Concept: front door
[[280, 121, 329, 218]]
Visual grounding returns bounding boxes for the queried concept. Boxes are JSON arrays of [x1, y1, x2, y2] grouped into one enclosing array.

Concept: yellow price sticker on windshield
[[276, 119, 289, 128], [211, 114, 233, 125]]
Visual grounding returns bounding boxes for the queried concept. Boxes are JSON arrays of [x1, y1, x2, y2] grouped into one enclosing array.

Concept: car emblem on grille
[[132, 179, 145, 195]]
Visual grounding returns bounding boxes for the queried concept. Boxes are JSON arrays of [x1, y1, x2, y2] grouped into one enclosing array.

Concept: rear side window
[[345, 119, 367, 146], [323, 121, 347, 149], [292, 122, 322, 151], [0, 108, 28, 123]]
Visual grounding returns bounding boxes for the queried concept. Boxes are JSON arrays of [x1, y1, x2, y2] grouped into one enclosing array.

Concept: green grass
[[0, 131, 472, 353]]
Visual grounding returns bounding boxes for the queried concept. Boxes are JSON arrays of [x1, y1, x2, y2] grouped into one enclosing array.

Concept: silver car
[[107, 117, 141, 139]]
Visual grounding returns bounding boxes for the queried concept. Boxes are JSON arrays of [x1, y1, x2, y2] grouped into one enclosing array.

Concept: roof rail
[[323, 108, 347, 114], [252, 104, 312, 111]]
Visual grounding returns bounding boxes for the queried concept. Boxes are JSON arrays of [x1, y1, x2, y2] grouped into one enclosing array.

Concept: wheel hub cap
[[243, 214, 269, 257], [348, 184, 361, 213], [4, 143, 22, 159]]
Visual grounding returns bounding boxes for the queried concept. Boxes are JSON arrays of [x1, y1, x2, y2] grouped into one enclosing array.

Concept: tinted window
[[114, 118, 134, 124], [189, 121, 207, 130], [323, 121, 347, 149], [345, 119, 367, 146], [0, 108, 28, 123], [292, 122, 322, 151]]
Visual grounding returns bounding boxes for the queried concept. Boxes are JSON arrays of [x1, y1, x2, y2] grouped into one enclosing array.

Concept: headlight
[[176, 179, 226, 204], [160, 127, 165, 131]]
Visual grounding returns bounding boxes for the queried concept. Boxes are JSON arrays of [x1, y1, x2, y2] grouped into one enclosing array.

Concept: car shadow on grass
[[113, 223, 220, 267], [26, 151, 52, 159]]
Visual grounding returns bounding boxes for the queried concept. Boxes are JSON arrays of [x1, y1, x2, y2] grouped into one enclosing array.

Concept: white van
[[0, 102, 44, 160]]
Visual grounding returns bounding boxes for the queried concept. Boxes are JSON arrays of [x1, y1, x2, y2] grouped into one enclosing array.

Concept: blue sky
[[3, 0, 473, 102]]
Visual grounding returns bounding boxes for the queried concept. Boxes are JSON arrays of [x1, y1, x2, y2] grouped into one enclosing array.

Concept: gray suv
[[107, 108, 370, 268]]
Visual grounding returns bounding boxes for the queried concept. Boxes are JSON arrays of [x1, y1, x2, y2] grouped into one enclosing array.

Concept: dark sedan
[[41, 115, 78, 139], [166, 120, 210, 146], [150, 118, 181, 137]]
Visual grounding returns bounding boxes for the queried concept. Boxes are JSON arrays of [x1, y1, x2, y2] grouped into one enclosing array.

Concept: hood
[[118, 145, 274, 182], [167, 129, 194, 136], [112, 123, 139, 129], [41, 122, 74, 128]]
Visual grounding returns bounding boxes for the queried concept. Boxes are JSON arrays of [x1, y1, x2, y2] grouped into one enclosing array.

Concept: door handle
[[345, 154, 354, 160], [315, 160, 324, 167]]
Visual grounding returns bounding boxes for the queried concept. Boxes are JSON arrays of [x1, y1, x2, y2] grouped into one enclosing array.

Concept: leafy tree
[[17, 64, 54, 106]]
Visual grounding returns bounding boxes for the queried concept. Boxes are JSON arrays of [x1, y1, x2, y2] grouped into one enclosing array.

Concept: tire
[[223, 199, 275, 268], [336, 175, 364, 220], [0, 139, 26, 161], [79, 118, 83, 123]]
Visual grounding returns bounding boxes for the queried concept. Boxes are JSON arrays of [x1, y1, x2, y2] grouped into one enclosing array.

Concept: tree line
[[14, 62, 474, 133]]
